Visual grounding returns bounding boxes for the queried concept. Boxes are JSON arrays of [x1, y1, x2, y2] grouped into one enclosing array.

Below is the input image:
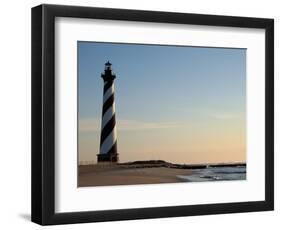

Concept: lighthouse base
[[97, 153, 119, 163]]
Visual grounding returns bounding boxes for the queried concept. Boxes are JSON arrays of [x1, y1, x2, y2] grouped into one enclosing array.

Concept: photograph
[[31, 4, 274, 225], [78, 41, 247, 187]]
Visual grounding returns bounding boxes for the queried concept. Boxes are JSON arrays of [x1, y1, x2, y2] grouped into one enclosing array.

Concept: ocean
[[177, 166, 246, 182]]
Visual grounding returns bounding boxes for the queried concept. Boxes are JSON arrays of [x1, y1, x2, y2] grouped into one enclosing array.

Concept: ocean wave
[[177, 166, 246, 182]]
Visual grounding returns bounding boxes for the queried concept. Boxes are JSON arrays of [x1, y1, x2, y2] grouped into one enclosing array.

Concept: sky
[[78, 41, 246, 165]]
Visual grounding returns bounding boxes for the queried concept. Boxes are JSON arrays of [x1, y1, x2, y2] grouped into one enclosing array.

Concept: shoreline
[[78, 160, 246, 187]]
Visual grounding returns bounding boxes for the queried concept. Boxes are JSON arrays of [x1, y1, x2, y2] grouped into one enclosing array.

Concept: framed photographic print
[[31, 4, 274, 225]]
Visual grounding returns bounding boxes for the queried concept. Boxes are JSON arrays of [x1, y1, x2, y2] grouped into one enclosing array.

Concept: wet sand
[[78, 164, 192, 187]]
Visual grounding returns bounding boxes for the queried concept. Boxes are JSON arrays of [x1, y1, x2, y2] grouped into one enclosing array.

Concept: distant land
[[118, 160, 246, 169]]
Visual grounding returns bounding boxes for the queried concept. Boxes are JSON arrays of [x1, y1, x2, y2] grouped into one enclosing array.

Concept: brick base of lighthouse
[[97, 153, 119, 163]]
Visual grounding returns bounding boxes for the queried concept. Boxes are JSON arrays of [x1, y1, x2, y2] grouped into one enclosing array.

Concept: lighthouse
[[97, 61, 119, 163]]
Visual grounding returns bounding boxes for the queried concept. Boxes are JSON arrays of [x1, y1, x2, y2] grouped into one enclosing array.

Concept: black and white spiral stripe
[[100, 81, 117, 155]]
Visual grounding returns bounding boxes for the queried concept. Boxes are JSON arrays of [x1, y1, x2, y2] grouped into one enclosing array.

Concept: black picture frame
[[31, 4, 274, 225]]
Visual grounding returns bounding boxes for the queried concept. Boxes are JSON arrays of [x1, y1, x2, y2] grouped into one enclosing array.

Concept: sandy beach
[[78, 161, 246, 187], [78, 163, 192, 187]]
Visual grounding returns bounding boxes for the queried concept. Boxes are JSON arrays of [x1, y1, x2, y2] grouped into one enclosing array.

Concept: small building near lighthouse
[[97, 61, 119, 163]]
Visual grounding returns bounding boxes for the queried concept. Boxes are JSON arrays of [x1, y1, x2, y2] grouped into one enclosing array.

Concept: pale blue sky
[[78, 42, 246, 164]]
